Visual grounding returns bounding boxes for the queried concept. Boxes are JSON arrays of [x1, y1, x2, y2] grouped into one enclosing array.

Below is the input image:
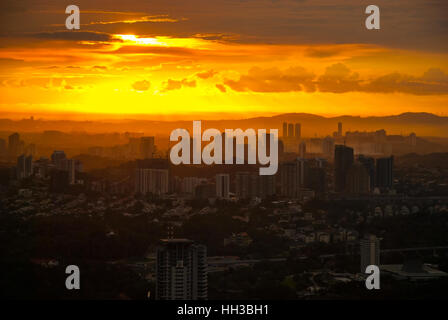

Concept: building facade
[[156, 239, 207, 300]]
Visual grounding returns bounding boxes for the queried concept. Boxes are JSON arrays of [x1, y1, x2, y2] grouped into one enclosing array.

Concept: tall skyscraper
[[135, 168, 169, 195], [297, 158, 307, 188], [346, 162, 370, 194], [360, 234, 380, 272], [156, 239, 207, 300], [376, 156, 394, 189], [8, 133, 20, 157], [280, 162, 296, 198], [67, 159, 76, 185], [358, 155, 375, 190], [305, 167, 326, 194], [17, 154, 33, 179], [287, 123, 294, 138], [215, 174, 230, 199], [322, 136, 335, 157], [338, 122, 343, 137], [334, 145, 354, 192], [51, 150, 67, 170], [280, 158, 307, 198], [295, 123, 301, 139], [128, 137, 141, 157], [140, 136, 155, 159], [282, 122, 303, 152]]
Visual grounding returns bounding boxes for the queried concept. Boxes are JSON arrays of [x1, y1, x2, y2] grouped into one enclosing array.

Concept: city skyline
[[1, 1, 448, 119], [1, 0, 448, 303]]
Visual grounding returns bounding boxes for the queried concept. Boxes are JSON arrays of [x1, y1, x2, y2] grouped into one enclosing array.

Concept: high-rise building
[[280, 159, 307, 198], [376, 156, 394, 189], [215, 174, 230, 199], [280, 162, 297, 198], [51, 150, 67, 170], [346, 162, 370, 194], [297, 158, 307, 187], [287, 123, 294, 138], [128, 137, 141, 157], [334, 145, 354, 192], [8, 133, 20, 157], [282, 122, 288, 138], [295, 123, 301, 139], [156, 239, 207, 300], [135, 168, 169, 195], [338, 122, 343, 137], [360, 234, 380, 272], [67, 159, 76, 185], [358, 155, 375, 190], [34, 157, 50, 178], [140, 136, 155, 159], [299, 142, 306, 158], [322, 136, 335, 157], [17, 154, 33, 179], [308, 167, 326, 193]]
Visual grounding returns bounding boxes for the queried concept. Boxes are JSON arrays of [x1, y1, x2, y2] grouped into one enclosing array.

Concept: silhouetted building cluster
[[282, 122, 302, 153], [334, 144, 394, 194]]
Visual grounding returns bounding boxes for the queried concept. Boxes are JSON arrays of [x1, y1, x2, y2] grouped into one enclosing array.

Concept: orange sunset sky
[[0, 0, 447, 120]]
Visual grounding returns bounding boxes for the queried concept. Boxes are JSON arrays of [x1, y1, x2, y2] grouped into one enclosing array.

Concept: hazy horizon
[[1, 110, 448, 123], [1, 0, 448, 118]]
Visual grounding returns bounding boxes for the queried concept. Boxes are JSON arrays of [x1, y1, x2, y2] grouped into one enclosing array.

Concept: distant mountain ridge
[[0, 112, 447, 137]]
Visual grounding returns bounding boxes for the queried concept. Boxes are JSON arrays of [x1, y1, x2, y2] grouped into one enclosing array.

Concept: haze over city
[[1, 0, 448, 305]]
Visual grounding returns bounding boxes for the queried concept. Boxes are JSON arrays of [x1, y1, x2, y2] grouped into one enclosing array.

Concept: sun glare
[[114, 34, 213, 49]]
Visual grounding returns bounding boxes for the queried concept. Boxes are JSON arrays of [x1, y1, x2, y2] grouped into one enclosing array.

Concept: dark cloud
[[220, 64, 448, 95], [317, 63, 361, 93], [364, 68, 448, 95], [223, 66, 316, 93], [305, 48, 341, 58], [193, 33, 239, 41], [1, 0, 447, 52], [31, 31, 116, 42], [111, 46, 194, 55]]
